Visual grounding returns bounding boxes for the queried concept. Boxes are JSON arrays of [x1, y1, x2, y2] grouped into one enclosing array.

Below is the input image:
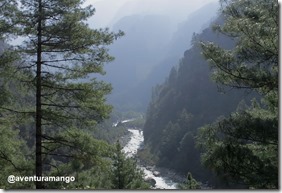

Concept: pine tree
[[111, 141, 149, 189], [0, 0, 18, 37], [2, 0, 123, 189], [201, 0, 278, 95], [0, 1, 35, 188], [198, 0, 278, 188], [178, 172, 200, 189]]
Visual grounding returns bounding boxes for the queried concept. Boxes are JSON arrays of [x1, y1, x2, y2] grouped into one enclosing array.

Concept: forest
[[0, 0, 279, 190], [143, 0, 278, 189]]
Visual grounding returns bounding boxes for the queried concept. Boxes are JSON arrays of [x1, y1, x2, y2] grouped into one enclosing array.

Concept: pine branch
[[41, 84, 83, 91], [43, 162, 60, 173], [42, 135, 76, 149], [42, 58, 84, 63], [41, 103, 80, 108], [0, 106, 35, 115], [42, 152, 74, 158], [0, 150, 23, 171]]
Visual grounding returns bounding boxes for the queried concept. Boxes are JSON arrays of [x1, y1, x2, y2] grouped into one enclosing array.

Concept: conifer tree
[[1, 1, 34, 189], [111, 141, 149, 189], [178, 172, 200, 189], [201, 0, 278, 94], [198, 0, 278, 188], [2, 0, 123, 189]]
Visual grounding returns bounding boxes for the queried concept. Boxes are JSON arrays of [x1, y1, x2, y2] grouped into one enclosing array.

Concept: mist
[[86, 0, 218, 28], [85, 0, 219, 111]]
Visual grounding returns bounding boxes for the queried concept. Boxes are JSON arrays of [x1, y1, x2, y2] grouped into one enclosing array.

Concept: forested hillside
[[143, 16, 256, 186], [143, 0, 278, 189]]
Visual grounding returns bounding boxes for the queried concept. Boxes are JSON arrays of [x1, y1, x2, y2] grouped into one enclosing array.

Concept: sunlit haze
[[85, 0, 219, 28]]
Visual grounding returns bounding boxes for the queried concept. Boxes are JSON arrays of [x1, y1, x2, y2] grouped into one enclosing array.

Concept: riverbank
[[143, 165, 185, 184], [119, 130, 132, 148], [120, 125, 210, 189], [136, 146, 186, 185], [122, 128, 185, 189]]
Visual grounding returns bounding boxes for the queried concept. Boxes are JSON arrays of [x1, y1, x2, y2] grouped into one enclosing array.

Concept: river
[[122, 129, 178, 189]]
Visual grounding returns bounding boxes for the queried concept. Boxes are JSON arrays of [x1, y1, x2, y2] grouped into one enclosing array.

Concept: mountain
[[142, 15, 258, 187], [98, 2, 219, 112], [107, 0, 218, 27], [130, 2, 219, 110], [100, 14, 174, 111], [167, 2, 219, 58]]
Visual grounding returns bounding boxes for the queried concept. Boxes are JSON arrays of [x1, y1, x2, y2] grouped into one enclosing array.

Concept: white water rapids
[[122, 129, 177, 189]]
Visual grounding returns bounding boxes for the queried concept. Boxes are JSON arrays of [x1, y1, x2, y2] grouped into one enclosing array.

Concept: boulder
[[153, 171, 160, 176], [145, 177, 156, 187]]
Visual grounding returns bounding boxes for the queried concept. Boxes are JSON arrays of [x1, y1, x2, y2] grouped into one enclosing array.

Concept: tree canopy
[[198, 0, 278, 189], [201, 0, 278, 94], [0, 0, 148, 190]]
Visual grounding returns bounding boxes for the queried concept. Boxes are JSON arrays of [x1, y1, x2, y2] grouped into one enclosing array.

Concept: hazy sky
[[85, 0, 219, 28]]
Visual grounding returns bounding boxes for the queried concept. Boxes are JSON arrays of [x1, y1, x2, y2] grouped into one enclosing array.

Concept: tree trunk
[[35, 0, 43, 189]]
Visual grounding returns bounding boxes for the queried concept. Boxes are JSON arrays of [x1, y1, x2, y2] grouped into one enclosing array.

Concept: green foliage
[[46, 139, 150, 189], [198, 0, 278, 189], [16, 0, 122, 180], [122, 118, 145, 128], [0, 0, 127, 189], [95, 123, 129, 145], [201, 0, 278, 94], [0, 6, 35, 187], [160, 121, 181, 159], [0, 0, 18, 39], [12, 0, 124, 135], [197, 101, 278, 188], [111, 141, 149, 189], [0, 123, 33, 189], [178, 172, 200, 189], [137, 145, 158, 166], [46, 128, 114, 189], [143, 0, 277, 189], [143, 24, 251, 184]]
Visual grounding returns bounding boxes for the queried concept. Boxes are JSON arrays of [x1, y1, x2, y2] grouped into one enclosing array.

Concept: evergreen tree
[[201, 0, 278, 95], [197, 103, 278, 188], [178, 172, 200, 189], [0, 0, 18, 37], [1, 0, 123, 189], [198, 0, 278, 189], [111, 141, 149, 189], [0, 1, 35, 188], [47, 129, 114, 189]]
